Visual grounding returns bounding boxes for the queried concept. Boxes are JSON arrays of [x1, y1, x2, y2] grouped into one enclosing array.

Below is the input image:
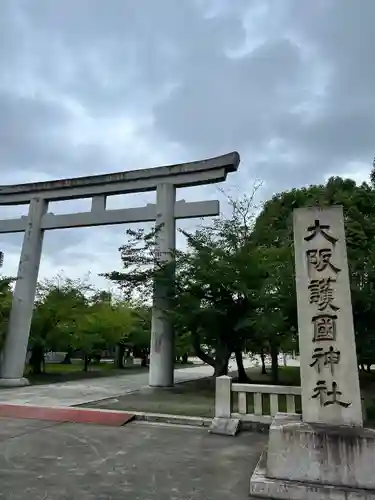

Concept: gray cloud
[[274, 1, 375, 158], [0, 91, 73, 174], [154, 37, 306, 153], [152, 0, 375, 191], [0, 0, 373, 286]]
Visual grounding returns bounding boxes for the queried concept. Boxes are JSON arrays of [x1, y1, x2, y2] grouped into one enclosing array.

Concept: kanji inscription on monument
[[293, 206, 362, 426]]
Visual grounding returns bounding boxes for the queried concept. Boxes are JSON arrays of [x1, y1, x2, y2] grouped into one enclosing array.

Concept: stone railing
[[215, 375, 368, 425], [215, 375, 301, 424]]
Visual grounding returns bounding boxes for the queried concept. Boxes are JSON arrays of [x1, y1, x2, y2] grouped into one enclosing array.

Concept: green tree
[[0, 276, 15, 354], [127, 305, 151, 367], [253, 176, 375, 371], [103, 193, 267, 380], [74, 298, 135, 371], [30, 275, 92, 373], [248, 244, 297, 383], [30, 274, 138, 373]]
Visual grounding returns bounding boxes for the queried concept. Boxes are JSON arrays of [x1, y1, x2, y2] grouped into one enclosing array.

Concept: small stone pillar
[[210, 375, 240, 436], [250, 206, 375, 499]]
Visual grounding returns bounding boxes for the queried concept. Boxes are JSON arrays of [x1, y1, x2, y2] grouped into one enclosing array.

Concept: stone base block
[[267, 413, 375, 490], [209, 417, 240, 436], [0, 377, 30, 388], [250, 452, 375, 500]]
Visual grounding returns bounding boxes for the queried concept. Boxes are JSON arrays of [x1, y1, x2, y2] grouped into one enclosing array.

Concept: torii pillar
[[149, 183, 176, 387]]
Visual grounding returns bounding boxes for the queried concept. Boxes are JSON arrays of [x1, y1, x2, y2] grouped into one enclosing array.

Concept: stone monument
[[0, 152, 240, 388], [250, 206, 375, 499]]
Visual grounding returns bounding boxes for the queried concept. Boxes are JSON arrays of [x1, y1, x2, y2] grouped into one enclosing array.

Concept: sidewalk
[[0, 417, 266, 499], [0, 357, 296, 408], [0, 364, 216, 407]]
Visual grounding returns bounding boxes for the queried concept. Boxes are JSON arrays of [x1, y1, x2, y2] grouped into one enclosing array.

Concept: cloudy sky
[[0, 0, 374, 290]]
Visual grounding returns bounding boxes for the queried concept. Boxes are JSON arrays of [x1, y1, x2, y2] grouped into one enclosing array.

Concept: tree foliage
[[254, 176, 375, 371], [104, 174, 375, 381], [103, 193, 269, 380], [28, 275, 135, 373], [0, 276, 15, 353], [2, 172, 375, 381]]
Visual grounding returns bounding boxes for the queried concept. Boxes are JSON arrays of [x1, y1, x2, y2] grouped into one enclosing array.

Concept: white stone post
[[149, 183, 176, 387], [215, 375, 232, 418], [294, 206, 362, 426], [0, 197, 47, 386]]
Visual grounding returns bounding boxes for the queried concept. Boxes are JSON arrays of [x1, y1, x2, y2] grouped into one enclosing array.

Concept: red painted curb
[[0, 404, 135, 426]]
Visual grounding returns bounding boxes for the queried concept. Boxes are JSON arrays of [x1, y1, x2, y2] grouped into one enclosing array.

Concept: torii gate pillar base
[[0, 377, 30, 387]]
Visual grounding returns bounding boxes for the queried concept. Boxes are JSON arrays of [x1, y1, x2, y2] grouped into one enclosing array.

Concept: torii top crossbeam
[[0, 152, 240, 205]]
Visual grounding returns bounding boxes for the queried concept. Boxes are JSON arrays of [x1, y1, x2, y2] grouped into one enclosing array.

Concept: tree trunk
[[30, 345, 44, 375], [213, 344, 231, 377], [116, 344, 125, 368], [140, 349, 149, 367], [270, 342, 279, 384], [283, 353, 287, 367], [213, 357, 230, 376], [191, 334, 215, 367], [61, 348, 73, 364], [235, 348, 250, 382], [260, 348, 267, 374], [190, 330, 231, 377], [83, 355, 89, 372]]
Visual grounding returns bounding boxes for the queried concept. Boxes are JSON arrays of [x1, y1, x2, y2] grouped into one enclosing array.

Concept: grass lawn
[[83, 366, 303, 418], [82, 375, 216, 417], [83, 364, 375, 422]]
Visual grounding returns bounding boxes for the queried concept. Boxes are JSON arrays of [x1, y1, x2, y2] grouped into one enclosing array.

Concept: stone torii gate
[[0, 152, 240, 387]]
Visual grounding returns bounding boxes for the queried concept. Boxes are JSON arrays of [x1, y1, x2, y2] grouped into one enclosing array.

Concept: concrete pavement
[[0, 362, 228, 407], [0, 417, 266, 500], [0, 356, 299, 407]]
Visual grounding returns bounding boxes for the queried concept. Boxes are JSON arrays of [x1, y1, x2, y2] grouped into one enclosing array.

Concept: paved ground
[[0, 356, 279, 407], [0, 364, 218, 407], [0, 357, 300, 408], [0, 417, 266, 500]]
